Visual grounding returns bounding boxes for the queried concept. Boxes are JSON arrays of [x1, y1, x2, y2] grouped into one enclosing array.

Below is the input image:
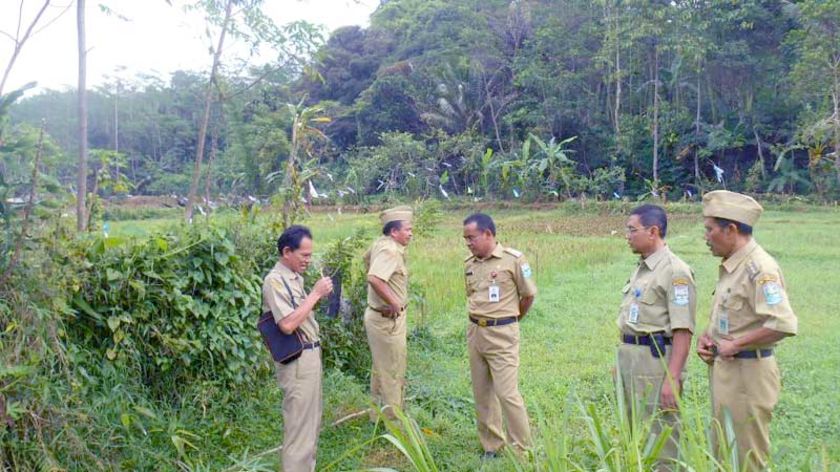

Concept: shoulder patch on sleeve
[[672, 277, 690, 286], [673, 283, 690, 306], [757, 274, 778, 285], [503, 247, 523, 258], [520, 263, 532, 278], [761, 279, 783, 305]]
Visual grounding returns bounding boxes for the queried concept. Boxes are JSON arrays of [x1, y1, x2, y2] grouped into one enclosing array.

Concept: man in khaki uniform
[[616, 204, 696, 467], [462, 213, 536, 457], [262, 225, 334, 472], [364, 205, 413, 419], [696, 191, 798, 471]]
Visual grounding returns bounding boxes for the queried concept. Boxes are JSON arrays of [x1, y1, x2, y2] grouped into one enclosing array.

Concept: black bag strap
[[279, 275, 311, 344], [279, 276, 298, 309]]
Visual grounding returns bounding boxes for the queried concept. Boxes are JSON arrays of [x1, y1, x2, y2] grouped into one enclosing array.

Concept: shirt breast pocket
[[465, 273, 479, 294], [639, 287, 658, 303], [495, 270, 515, 292], [637, 287, 660, 322], [721, 296, 747, 331]]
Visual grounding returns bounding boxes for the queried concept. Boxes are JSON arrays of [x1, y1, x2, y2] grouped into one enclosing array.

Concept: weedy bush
[[412, 198, 443, 239], [66, 224, 266, 390], [311, 228, 372, 378]]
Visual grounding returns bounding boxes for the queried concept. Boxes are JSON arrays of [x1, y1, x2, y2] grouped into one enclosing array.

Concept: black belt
[[302, 341, 320, 350], [369, 305, 406, 316], [622, 334, 673, 346], [469, 316, 518, 327], [733, 349, 773, 359]]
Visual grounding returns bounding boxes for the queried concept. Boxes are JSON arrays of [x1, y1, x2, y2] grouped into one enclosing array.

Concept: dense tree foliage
[[7, 0, 840, 202]]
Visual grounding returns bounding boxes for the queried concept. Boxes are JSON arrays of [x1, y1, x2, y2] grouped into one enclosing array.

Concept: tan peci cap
[[702, 190, 763, 226], [380, 205, 413, 225]]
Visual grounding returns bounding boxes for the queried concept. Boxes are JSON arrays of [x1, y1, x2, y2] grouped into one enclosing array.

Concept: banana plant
[[265, 98, 330, 228], [525, 133, 578, 199]]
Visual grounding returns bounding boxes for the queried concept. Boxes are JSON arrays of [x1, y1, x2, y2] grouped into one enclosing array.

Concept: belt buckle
[[479, 319, 488, 327]]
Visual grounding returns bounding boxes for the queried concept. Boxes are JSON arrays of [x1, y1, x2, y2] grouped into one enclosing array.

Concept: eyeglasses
[[625, 226, 648, 234]]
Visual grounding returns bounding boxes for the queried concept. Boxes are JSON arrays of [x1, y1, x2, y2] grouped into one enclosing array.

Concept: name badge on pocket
[[718, 312, 729, 335], [489, 285, 500, 302], [628, 303, 639, 324]]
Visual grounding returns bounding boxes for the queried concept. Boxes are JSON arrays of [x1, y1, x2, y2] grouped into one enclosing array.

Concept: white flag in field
[[713, 164, 725, 183], [309, 181, 320, 199], [439, 185, 450, 199]]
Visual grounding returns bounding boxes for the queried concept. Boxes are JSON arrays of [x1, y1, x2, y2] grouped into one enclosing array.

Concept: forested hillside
[[9, 0, 840, 202]]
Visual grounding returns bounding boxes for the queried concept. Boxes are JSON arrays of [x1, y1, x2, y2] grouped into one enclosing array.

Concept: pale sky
[[0, 0, 378, 93]]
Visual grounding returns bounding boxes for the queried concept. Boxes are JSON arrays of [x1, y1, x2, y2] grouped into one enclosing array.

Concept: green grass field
[[111, 205, 840, 470]]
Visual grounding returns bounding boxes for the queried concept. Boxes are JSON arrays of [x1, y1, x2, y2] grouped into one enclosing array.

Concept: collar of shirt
[[382, 235, 406, 255], [641, 245, 669, 271], [480, 243, 505, 261], [721, 238, 758, 274], [272, 260, 300, 281]]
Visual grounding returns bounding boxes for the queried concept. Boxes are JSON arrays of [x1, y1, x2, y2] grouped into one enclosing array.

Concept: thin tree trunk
[[485, 75, 506, 154], [185, 0, 233, 222], [694, 69, 701, 184], [282, 115, 301, 228], [652, 43, 660, 192], [204, 124, 218, 220], [113, 84, 119, 153], [0, 0, 52, 97], [76, 0, 88, 232], [614, 28, 621, 143], [753, 127, 767, 179]]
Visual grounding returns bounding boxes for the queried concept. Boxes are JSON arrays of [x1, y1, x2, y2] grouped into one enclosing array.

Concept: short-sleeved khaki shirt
[[262, 261, 319, 343], [708, 239, 797, 348], [365, 236, 409, 309], [465, 243, 537, 319], [616, 246, 697, 336]]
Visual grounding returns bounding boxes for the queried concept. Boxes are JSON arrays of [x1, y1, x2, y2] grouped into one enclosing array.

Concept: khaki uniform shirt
[[708, 239, 797, 348], [262, 261, 319, 343], [465, 243, 537, 319], [617, 246, 697, 336], [365, 236, 409, 310]]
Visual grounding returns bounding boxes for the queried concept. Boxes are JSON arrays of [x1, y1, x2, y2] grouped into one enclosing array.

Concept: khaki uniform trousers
[[275, 347, 322, 472], [364, 307, 407, 419], [467, 322, 531, 452], [617, 343, 680, 469], [711, 356, 780, 471]]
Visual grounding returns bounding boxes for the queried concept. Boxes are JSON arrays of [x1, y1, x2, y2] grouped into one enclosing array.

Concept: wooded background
[[5, 0, 839, 211]]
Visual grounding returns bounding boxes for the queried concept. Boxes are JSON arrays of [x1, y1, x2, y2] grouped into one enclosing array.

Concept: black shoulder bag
[[257, 277, 304, 364]]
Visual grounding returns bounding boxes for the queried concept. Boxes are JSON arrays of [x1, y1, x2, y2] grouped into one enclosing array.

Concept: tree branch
[[0, 0, 52, 97], [32, 1, 74, 37]]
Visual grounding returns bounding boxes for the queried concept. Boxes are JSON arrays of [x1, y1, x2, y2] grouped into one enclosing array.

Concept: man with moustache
[[364, 205, 413, 419], [696, 191, 798, 471], [616, 204, 696, 468], [462, 212, 536, 457]]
